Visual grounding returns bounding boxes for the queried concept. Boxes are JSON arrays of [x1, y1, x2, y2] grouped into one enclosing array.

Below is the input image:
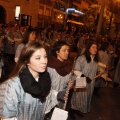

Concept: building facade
[[1, 0, 119, 33], [0, 0, 91, 27], [0, 0, 39, 27]]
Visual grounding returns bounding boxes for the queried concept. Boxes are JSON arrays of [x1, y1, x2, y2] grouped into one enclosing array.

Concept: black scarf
[[19, 67, 51, 102]]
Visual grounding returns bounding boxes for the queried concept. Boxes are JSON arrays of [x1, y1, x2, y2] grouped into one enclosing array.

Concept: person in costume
[[0, 42, 65, 120], [45, 41, 73, 119], [70, 41, 98, 117], [47, 41, 73, 92]]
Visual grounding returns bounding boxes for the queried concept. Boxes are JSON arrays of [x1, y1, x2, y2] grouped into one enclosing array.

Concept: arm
[[98, 62, 106, 68], [74, 56, 92, 83], [7, 37, 14, 43], [14, 38, 22, 42], [74, 56, 84, 77], [44, 89, 58, 114], [0, 82, 18, 119], [14, 44, 24, 62]]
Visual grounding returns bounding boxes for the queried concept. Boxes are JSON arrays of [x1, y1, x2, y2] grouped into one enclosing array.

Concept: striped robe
[[47, 67, 71, 92], [47, 67, 71, 109], [71, 55, 98, 113], [0, 77, 58, 120], [114, 58, 120, 83]]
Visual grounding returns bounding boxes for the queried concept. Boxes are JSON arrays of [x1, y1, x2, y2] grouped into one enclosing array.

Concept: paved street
[[67, 87, 120, 120]]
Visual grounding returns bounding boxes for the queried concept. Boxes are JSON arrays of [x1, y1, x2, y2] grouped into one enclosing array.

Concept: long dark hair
[[84, 41, 98, 63], [9, 42, 45, 78], [22, 27, 36, 44]]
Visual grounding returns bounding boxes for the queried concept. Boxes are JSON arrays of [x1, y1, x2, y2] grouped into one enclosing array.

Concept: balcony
[[39, 0, 53, 6]]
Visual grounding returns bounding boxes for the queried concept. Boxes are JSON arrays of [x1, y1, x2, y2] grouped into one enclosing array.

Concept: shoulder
[[77, 55, 86, 61], [0, 77, 21, 91], [17, 43, 24, 48], [98, 50, 104, 54], [16, 43, 24, 51], [47, 67, 56, 73], [47, 67, 60, 77]]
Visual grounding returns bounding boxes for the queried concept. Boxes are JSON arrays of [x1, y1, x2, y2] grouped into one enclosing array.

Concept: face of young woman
[[29, 32, 36, 42], [27, 48, 47, 78], [57, 45, 70, 62], [89, 44, 97, 55]]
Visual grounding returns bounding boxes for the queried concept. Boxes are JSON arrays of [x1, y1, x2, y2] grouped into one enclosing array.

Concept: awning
[[67, 19, 84, 25]]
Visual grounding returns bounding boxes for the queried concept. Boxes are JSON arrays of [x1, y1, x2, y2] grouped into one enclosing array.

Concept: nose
[[66, 51, 69, 55]]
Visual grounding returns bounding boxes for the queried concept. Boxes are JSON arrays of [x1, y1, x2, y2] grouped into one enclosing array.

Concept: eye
[[67, 49, 70, 52], [36, 57, 41, 60], [62, 49, 66, 52], [44, 55, 48, 58]]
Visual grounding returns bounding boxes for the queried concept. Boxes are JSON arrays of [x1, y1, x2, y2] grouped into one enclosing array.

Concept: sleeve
[[15, 44, 24, 59], [0, 82, 18, 119], [44, 89, 58, 114], [74, 56, 84, 77], [98, 62, 106, 68], [74, 70, 82, 78], [1, 117, 17, 120]]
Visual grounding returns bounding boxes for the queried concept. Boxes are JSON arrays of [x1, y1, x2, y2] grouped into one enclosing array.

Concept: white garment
[[1, 117, 17, 120]]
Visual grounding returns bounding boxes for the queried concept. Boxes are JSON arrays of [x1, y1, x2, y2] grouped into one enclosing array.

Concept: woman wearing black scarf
[[0, 42, 65, 120]]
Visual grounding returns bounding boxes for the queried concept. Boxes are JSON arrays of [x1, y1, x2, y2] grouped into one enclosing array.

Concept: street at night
[[0, 0, 120, 120]]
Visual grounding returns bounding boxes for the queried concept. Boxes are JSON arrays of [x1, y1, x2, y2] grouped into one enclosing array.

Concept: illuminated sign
[[66, 8, 84, 15], [15, 5, 20, 20]]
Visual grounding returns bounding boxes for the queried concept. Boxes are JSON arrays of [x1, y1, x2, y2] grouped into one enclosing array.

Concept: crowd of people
[[0, 23, 120, 120]]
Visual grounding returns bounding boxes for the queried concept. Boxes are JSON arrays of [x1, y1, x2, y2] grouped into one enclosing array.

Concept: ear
[[56, 51, 59, 54]]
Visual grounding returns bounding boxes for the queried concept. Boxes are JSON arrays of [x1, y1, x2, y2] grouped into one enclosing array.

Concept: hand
[[57, 91, 67, 102], [64, 91, 69, 102], [81, 74, 85, 77], [86, 77, 92, 83], [81, 74, 92, 83], [67, 79, 74, 89]]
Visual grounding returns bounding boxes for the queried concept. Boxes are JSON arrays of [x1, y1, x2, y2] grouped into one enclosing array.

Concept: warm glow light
[[57, 14, 63, 19], [67, 19, 84, 25]]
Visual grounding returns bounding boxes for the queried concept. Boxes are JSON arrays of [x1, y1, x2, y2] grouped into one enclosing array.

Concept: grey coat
[[0, 77, 58, 120]]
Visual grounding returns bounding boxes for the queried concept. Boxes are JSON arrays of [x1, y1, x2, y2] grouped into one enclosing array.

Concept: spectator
[[14, 27, 37, 62]]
